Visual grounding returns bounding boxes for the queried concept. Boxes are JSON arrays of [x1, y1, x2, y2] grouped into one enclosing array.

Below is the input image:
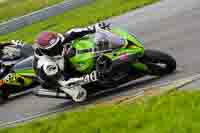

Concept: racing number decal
[[84, 71, 98, 83]]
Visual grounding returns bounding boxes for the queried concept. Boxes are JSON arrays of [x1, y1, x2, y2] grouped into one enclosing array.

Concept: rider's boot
[[60, 86, 87, 102], [59, 78, 87, 102]]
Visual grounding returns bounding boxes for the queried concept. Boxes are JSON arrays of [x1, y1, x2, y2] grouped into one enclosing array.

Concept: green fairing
[[8, 73, 32, 84], [4, 68, 34, 89], [15, 69, 36, 76], [70, 35, 96, 73], [104, 28, 146, 71], [0, 72, 33, 96], [70, 28, 145, 73]]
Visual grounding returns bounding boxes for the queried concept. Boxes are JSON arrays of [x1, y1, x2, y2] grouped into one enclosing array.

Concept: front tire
[[0, 94, 4, 104], [0, 90, 8, 104], [141, 49, 176, 76], [0, 81, 9, 104]]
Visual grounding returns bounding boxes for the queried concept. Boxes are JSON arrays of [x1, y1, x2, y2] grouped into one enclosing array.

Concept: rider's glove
[[88, 22, 111, 32], [97, 22, 111, 30], [11, 40, 26, 48]]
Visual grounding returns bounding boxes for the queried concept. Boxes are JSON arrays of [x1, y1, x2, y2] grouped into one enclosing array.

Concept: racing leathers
[[33, 25, 98, 87], [33, 25, 102, 101]]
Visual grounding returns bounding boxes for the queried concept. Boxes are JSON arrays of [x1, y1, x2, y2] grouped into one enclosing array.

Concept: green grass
[[0, 0, 158, 43], [0, 0, 64, 23], [1, 91, 200, 133]]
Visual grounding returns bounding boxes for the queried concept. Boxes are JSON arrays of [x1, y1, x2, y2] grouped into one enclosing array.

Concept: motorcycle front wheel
[[141, 49, 176, 76]]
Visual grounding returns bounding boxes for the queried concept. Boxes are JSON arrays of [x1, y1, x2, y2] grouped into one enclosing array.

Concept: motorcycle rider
[[0, 40, 33, 61], [0, 40, 34, 77], [33, 22, 140, 102]]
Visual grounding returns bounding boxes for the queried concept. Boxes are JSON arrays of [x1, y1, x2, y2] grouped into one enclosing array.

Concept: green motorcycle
[[0, 27, 176, 102]]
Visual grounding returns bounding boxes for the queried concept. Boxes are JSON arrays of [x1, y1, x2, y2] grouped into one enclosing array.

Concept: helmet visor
[[40, 42, 63, 57]]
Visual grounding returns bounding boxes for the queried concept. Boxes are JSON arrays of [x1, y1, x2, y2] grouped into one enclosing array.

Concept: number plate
[[83, 71, 98, 83]]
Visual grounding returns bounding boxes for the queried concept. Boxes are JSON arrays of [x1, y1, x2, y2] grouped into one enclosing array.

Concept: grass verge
[[0, 0, 64, 23], [1, 90, 200, 133], [0, 0, 159, 43]]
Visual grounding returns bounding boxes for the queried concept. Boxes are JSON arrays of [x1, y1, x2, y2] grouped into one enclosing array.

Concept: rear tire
[[141, 49, 176, 76]]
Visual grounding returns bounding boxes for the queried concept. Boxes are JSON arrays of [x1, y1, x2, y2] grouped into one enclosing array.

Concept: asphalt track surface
[[1, 0, 200, 125]]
